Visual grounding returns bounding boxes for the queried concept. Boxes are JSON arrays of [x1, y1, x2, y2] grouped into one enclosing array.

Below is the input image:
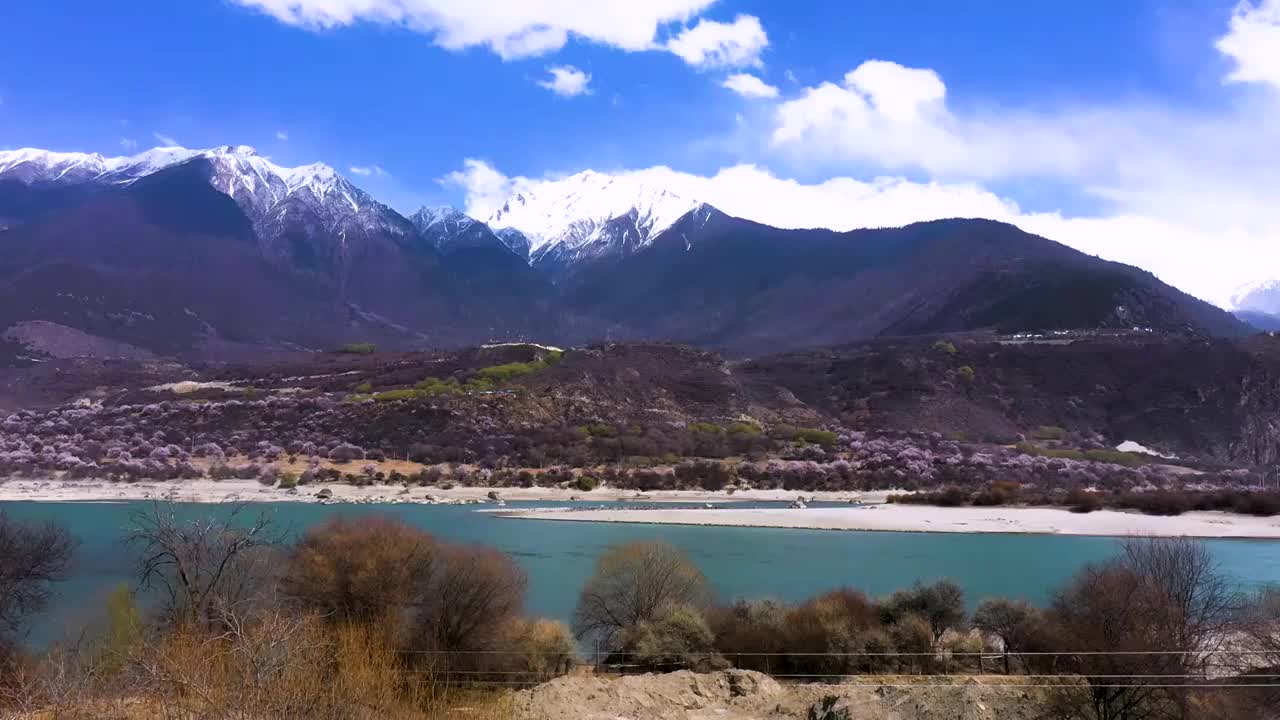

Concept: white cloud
[[1217, 0, 1280, 89], [349, 165, 387, 177], [537, 65, 592, 97], [444, 159, 514, 211], [721, 73, 778, 99], [232, 0, 715, 59], [769, 60, 1090, 180], [276, 130, 289, 140], [666, 15, 767, 68], [446, 4, 1279, 309], [152, 132, 181, 147], [119, 137, 138, 151]]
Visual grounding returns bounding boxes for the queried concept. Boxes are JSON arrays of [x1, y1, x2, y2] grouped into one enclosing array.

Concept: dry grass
[[2, 615, 525, 720]]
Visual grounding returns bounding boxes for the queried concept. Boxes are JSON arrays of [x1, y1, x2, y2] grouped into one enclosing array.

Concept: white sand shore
[[0, 478, 877, 506], [498, 504, 1280, 539], [7, 478, 1275, 539]]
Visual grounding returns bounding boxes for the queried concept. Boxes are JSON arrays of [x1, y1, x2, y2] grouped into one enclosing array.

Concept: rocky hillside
[[2, 334, 1278, 487]]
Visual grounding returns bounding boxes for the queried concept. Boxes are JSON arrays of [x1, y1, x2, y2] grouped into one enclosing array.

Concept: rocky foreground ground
[[511, 670, 1052, 720]]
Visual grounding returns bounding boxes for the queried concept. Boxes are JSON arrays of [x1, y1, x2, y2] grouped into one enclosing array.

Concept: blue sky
[[1, 0, 1277, 305]]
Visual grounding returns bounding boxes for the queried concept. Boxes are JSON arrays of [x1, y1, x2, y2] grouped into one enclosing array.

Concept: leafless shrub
[[126, 502, 280, 629], [0, 510, 77, 636]]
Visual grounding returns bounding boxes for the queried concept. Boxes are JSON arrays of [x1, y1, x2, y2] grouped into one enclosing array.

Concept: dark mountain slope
[[565, 213, 1248, 354], [1238, 310, 1280, 331]]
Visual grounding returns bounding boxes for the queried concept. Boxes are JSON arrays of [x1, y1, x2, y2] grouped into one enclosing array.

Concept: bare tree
[[1052, 562, 1172, 720], [1050, 537, 1239, 720], [0, 510, 76, 637], [1227, 587, 1280, 716], [973, 598, 1042, 674], [419, 544, 527, 654], [0, 508, 75, 695], [126, 502, 278, 628], [573, 540, 711, 649], [1119, 538, 1239, 720]]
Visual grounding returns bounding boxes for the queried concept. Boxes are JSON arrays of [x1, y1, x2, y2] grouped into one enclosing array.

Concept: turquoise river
[[6, 500, 1280, 645]]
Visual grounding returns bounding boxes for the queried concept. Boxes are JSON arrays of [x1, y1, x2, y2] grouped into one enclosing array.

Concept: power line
[[395, 649, 1280, 657]]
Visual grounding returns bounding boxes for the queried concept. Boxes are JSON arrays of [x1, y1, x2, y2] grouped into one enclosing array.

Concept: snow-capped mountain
[[0, 145, 414, 269], [0, 146, 201, 186], [0, 143, 1254, 357], [411, 206, 486, 249], [1, 147, 708, 278], [485, 169, 701, 271], [410, 206, 532, 260], [493, 227, 531, 260]]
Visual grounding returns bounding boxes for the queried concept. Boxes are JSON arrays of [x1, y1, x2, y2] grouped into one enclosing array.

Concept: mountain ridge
[[0, 143, 1253, 359]]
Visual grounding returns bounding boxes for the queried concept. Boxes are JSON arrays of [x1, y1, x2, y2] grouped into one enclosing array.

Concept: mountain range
[[0, 144, 1254, 362]]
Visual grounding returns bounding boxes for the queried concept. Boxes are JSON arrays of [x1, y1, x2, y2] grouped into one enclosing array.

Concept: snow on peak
[[0, 144, 360, 192], [282, 162, 353, 201], [485, 168, 702, 255], [412, 205, 474, 231], [0, 144, 402, 245], [210, 144, 259, 157], [0, 148, 113, 184]]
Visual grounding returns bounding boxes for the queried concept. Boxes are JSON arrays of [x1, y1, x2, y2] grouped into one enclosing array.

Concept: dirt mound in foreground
[[511, 670, 1052, 720]]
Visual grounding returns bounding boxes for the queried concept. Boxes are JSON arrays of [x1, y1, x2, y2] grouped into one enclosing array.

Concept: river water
[[7, 500, 1280, 645]]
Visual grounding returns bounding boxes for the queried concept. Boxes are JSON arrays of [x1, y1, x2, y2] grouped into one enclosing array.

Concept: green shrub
[[582, 423, 617, 438], [414, 377, 461, 395], [1083, 449, 1148, 467], [726, 421, 762, 436], [689, 422, 724, 435], [932, 340, 958, 355], [795, 428, 838, 447], [1016, 443, 1147, 467], [339, 342, 377, 354], [956, 365, 976, 382], [353, 381, 373, 393], [98, 584, 142, 673], [574, 475, 599, 492], [373, 388, 423, 402], [476, 361, 541, 381], [1033, 426, 1067, 441], [620, 604, 720, 671], [474, 351, 562, 383], [278, 472, 299, 489]]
